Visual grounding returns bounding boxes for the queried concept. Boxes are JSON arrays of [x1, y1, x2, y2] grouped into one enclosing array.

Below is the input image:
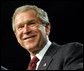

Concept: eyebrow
[[27, 19, 36, 23], [18, 19, 36, 25]]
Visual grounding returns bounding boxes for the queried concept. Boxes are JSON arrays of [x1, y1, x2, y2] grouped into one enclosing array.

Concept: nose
[[23, 24, 30, 34]]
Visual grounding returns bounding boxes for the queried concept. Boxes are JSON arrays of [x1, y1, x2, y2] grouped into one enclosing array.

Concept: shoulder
[[49, 42, 83, 70], [52, 42, 83, 58], [49, 42, 83, 57], [61, 42, 83, 52], [60, 42, 83, 70], [62, 42, 83, 47], [53, 42, 83, 52], [59, 42, 83, 60]]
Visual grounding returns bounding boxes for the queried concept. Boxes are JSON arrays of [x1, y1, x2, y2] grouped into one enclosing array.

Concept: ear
[[45, 23, 51, 35]]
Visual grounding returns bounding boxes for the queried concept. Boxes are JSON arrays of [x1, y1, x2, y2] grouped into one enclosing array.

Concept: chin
[[24, 43, 37, 50]]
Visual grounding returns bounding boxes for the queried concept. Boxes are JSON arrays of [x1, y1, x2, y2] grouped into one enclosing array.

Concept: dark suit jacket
[[1, 66, 8, 70], [37, 42, 83, 70]]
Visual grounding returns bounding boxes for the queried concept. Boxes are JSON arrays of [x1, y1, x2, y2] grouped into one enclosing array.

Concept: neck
[[30, 41, 47, 56], [29, 37, 49, 55]]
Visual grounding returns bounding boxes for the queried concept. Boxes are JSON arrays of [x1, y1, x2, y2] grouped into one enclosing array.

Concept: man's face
[[14, 10, 50, 54]]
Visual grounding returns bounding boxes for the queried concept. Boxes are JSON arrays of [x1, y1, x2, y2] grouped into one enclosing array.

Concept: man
[[12, 5, 83, 70]]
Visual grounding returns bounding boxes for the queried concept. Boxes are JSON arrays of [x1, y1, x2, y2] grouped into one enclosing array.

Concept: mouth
[[23, 35, 36, 40]]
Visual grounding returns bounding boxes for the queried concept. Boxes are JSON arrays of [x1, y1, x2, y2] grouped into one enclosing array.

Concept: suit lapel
[[37, 42, 60, 70], [37, 56, 52, 70]]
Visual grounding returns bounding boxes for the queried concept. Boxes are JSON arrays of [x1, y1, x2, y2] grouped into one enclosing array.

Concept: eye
[[17, 24, 24, 29], [29, 22, 36, 25]]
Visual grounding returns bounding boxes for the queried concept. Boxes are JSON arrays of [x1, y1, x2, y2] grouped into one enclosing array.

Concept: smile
[[23, 35, 36, 40]]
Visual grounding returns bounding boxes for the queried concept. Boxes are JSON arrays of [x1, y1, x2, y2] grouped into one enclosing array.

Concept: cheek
[[38, 25, 46, 36], [37, 26, 47, 43], [15, 31, 22, 42]]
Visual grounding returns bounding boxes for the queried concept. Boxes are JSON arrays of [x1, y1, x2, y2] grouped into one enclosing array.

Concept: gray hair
[[12, 5, 50, 32]]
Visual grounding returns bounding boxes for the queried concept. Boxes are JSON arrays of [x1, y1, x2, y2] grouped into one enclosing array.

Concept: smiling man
[[14, 9, 49, 55], [12, 5, 83, 70]]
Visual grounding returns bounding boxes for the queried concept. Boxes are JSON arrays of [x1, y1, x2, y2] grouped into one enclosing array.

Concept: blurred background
[[1, 0, 83, 70]]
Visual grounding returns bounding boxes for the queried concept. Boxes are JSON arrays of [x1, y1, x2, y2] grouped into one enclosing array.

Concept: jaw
[[20, 35, 47, 55], [18, 35, 39, 50]]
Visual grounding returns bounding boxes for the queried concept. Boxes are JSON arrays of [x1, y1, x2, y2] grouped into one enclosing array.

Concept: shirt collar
[[36, 39, 51, 61]]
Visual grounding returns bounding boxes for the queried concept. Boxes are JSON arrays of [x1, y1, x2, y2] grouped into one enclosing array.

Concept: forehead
[[15, 10, 37, 24]]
